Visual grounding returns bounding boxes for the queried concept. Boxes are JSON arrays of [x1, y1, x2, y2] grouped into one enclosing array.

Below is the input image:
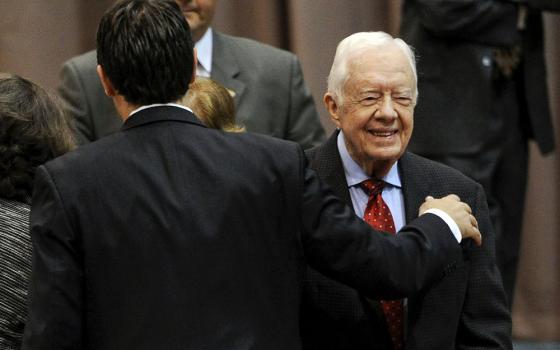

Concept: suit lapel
[[210, 31, 247, 121], [399, 152, 432, 225], [308, 131, 353, 207]]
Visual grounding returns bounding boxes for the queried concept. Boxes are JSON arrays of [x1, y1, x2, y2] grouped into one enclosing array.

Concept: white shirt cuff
[[423, 208, 462, 243]]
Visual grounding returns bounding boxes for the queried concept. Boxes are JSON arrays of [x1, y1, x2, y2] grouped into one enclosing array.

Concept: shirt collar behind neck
[[337, 131, 401, 188], [195, 27, 213, 74], [129, 103, 193, 118]]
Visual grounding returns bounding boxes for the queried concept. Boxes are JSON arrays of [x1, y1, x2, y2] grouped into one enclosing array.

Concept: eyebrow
[[358, 88, 412, 95], [393, 90, 413, 95], [359, 89, 382, 95]]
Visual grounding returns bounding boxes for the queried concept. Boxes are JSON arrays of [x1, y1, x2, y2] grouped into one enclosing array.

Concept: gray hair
[[326, 32, 418, 104]]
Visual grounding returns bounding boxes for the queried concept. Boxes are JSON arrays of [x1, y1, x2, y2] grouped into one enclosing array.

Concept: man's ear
[[324, 93, 342, 129], [96, 65, 116, 97], [191, 48, 198, 83]]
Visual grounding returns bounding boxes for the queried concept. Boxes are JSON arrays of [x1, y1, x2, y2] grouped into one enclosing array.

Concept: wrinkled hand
[[419, 194, 482, 246]]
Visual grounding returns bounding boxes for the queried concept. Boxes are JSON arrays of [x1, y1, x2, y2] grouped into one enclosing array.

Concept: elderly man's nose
[[378, 97, 397, 118]]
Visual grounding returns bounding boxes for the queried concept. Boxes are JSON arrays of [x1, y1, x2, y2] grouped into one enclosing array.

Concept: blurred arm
[[523, 0, 560, 11], [413, 0, 521, 46]]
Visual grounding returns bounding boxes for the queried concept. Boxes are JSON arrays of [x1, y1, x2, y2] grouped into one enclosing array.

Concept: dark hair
[[182, 78, 244, 133], [0, 73, 75, 204], [96, 0, 194, 106]]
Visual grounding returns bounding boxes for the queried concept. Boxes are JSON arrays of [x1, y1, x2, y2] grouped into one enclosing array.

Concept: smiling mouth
[[369, 130, 398, 137]]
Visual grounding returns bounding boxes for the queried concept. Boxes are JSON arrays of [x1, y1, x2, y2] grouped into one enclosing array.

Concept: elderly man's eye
[[396, 96, 412, 105], [361, 95, 380, 104], [360, 98, 375, 105]]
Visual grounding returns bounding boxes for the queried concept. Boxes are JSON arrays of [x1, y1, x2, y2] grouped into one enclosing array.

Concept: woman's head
[[183, 78, 244, 133], [0, 73, 75, 203]]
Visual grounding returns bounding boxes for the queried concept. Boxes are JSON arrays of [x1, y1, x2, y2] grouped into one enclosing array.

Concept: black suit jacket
[[22, 107, 463, 350], [400, 0, 556, 155], [301, 132, 512, 350], [58, 30, 325, 149]]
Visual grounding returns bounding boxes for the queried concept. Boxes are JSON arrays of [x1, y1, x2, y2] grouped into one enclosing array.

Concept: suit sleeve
[[412, 0, 521, 46], [456, 184, 512, 349], [58, 60, 94, 145], [22, 166, 84, 349], [285, 56, 326, 150], [298, 150, 464, 299]]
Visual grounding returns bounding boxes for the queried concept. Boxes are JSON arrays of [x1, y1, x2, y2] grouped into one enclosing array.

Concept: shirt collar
[[337, 131, 401, 189], [129, 103, 193, 117], [195, 27, 213, 74]]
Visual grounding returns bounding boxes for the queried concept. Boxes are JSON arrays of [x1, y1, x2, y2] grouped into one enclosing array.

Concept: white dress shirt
[[195, 28, 213, 77]]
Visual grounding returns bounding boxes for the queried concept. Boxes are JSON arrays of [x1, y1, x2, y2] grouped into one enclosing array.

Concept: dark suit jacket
[[400, 0, 557, 155], [22, 107, 463, 350], [301, 132, 512, 350], [58, 30, 325, 148]]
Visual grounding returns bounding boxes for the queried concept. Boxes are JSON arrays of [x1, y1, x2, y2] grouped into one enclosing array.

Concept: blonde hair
[[182, 78, 244, 133]]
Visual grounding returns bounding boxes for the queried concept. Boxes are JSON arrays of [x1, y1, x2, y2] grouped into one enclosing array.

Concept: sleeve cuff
[[423, 208, 462, 243]]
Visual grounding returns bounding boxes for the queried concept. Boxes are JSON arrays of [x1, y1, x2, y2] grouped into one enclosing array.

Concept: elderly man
[[59, 0, 325, 148], [22, 3, 480, 349], [301, 32, 512, 350]]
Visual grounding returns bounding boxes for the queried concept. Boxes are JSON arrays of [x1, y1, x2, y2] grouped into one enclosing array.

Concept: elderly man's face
[[326, 44, 415, 177], [175, 0, 217, 42]]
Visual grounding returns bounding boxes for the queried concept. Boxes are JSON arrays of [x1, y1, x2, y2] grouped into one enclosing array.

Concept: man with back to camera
[[300, 32, 512, 349], [22, 1, 482, 349], [59, 0, 326, 149]]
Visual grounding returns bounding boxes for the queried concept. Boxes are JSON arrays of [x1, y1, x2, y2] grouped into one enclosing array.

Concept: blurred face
[[175, 0, 217, 42], [325, 44, 416, 178]]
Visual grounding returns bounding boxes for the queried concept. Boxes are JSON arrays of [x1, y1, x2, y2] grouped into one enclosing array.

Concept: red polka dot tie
[[360, 179, 404, 350]]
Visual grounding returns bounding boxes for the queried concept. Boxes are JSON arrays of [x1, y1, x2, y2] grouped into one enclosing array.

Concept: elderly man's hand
[[419, 194, 482, 246]]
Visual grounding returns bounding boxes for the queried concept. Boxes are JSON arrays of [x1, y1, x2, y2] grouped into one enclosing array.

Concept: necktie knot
[[360, 179, 385, 197]]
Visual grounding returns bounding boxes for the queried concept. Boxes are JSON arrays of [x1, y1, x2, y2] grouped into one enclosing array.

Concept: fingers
[[470, 214, 478, 228], [463, 202, 472, 215], [425, 194, 461, 202], [462, 214, 481, 246], [470, 226, 482, 247], [423, 194, 482, 246], [468, 214, 481, 246], [446, 194, 460, 202]]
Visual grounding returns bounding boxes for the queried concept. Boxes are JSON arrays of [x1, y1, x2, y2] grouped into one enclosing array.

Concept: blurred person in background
[[59, 0, 325, 148], [0, 72, 75, 349], [401, 0, 560, 306]]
